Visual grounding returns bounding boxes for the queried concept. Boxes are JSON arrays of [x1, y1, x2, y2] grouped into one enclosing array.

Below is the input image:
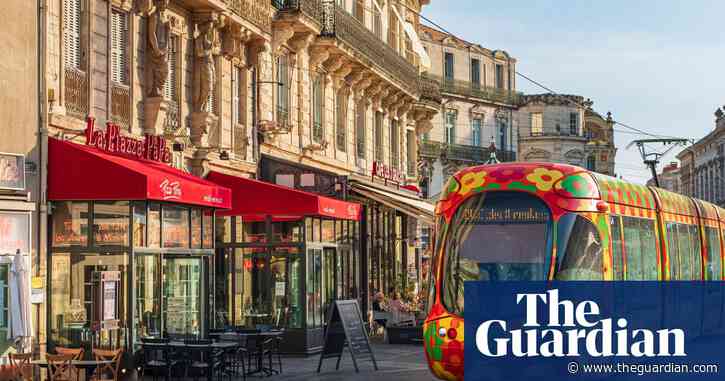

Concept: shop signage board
[[31, 277, 44, 304], [0, 153, 25, 191], [85, 117, 172, 163], [371, 161, 405, 184], [317, 299, 378, 373], [100, 271, 120, 330], [0, 213, 30, 254]]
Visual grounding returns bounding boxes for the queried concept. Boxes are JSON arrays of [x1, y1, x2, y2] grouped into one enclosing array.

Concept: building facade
[[0, 0, 39, 356], [36, 0, 440, 358], [516, 94, 616, 176], [677, 107, 725, 206], [647, 162, 681, 193], [418, 25, 519, 199]]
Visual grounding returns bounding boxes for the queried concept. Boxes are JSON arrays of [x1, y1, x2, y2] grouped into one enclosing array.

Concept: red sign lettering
[[85, 117, 171, 163], [372, 161, 405, 184]]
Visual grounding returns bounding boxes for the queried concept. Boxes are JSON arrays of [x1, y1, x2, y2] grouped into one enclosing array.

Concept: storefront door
[[162, 257, 202, 338]]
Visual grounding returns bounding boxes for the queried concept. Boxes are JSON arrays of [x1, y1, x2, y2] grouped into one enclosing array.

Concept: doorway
[[162, 257, 202, 338]]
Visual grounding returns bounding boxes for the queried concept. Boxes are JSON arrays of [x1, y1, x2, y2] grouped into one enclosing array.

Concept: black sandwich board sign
[[317, 299, 378, 373]]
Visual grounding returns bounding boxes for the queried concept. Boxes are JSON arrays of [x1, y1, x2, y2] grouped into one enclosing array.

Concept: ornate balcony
[[110, 83, 131, 129], [225, 0, 272, 32], [418, 74, 442, 105], [64, 67, 89, 119], [426, 74, 522, 105], [419, 140, 517, 163]]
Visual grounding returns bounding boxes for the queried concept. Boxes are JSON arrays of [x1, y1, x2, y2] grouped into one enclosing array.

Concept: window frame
[[530, 112, 543, 136]]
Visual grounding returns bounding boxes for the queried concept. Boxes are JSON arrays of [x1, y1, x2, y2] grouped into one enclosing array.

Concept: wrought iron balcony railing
[[164, 100, 180, 134], [418, 74, 442, 104], [110, 83, 131, 129], [65, 67, 89, 119], [419, 140, 517, 163], [275, 0, 420, 97], [426, 74, 522, 105], [226, 0, 272, 32]]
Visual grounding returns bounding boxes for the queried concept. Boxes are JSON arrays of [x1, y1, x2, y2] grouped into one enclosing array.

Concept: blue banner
[[464, 282, 725, 380]]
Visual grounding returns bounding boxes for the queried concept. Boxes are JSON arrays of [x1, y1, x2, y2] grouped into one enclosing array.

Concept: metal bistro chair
[[90, 349, 123, 381], [8, 353, 33, 381], [139, 338, 174, 381], [183, 339, 220, 381], [217, 333, 246, 381], [46, 354, 76, 381]]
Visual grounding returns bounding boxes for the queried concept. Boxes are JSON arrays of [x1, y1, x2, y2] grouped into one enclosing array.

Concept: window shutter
[[164, 35, 178, 101], [110, 9, 129, 85], [63, 0, 82, 69], [232, 66, 240, 125], [207, 58, 219, 115], [356, 103, 366, 159]]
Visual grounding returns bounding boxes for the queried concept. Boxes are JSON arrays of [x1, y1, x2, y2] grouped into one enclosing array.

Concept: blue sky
[[422, 0, 725, 183]]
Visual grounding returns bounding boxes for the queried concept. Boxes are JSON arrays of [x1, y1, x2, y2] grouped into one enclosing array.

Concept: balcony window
[[277, 55, 290, 126], [164, 35, 179, 132], [472, 118, 482, 146], [336, 89, 348, 152], [312, 76, 324, 143], [531, 112, 543, 136], [495, 64, 504, 89], [390, 118, 400, 169], [111, 9, 130, 128], [373, 9, 382, 39], [499, 122, 508, 151], [374, 112, 384, 162], [586, 155, 596, 171], [570, 112, 579, 135], [406, 129, 416, 176], [63, 0, 88, 118], [444, 53, 455, 82], [354, 0, 365, 22], [445, 110, 457, 144], [356, 102, 366, 159], [388, 10, 399, 51], [471, 59, 481, 89]]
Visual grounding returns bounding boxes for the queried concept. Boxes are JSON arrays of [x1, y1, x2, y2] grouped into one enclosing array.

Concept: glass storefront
[[215, 215, 359, 353], [48, 200, 216, 354]]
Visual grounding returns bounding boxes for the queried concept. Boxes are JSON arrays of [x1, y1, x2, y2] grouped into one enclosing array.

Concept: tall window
[[63, 0, 83, 70], [531, 112, 543, 135], [312, 76, 324, 143], [277, 55, 290, 125], [373, 8, 382, 39], [445, 110, 457, 144], [232, 66, 247, 159], [499, 122, 507, 150], [110, 9, 129, 85], [163, 35, 179, 131], [495, 64, 504, 89], [356, 102, 366, 159], [390, 118, 399, 169], [354, 0, 365, 22], [444, 53, 454, 82], [471, 118, 482, 146], [336, 89, 348, 152], [586, 155, 595, 171], [471, 58, 481, 89], [231, 66, 242, 126], [570, 112, 579, 135], [206, 58, 219, 115], [406, 129, 416, 176], [388, 10, 399, 51], [374, 112, 384, 161]]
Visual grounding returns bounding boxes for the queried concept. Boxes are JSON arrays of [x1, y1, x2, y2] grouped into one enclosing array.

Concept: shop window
[[93, 201, 129, 246], [203, 209, 214, 249], [148, 203, 161, 248], [272, 221, 302, 243], [52, 201, 89, 247], [621, 216, 658, 280], [134, 254, 160, 340], [243, 222, 267, 244], [162, 205, 189, 248], [132, 202, 147, 247], [705, 227, 722, 280], [163, 257, 202, 337], [191, 209, 202, 248], [306, 248, 323, 328], [322, 220, 335, 243]]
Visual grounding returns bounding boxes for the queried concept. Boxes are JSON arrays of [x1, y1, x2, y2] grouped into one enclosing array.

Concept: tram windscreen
[[441, 192, 551, 316]]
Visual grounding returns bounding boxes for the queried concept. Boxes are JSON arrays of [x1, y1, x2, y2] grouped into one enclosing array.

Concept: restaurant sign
[[0, 213, 30, 254], [85, 117, 171, 163], [0, 153, 25, 191], [372, 161, 405, 184]]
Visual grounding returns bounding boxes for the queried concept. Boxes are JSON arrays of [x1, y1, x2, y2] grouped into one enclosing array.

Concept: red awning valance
[[48, 138, 231, 209], [206, 171, 361, 221]]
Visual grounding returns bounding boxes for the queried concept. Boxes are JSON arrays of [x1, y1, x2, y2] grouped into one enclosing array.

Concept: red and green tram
[[423, 162, 725, 381]]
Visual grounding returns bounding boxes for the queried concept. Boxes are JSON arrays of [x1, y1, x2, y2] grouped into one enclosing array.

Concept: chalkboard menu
[[317, 300, 378, 373]]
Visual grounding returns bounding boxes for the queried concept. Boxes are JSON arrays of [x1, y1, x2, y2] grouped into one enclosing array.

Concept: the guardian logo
[[475, 290, 686, 358]]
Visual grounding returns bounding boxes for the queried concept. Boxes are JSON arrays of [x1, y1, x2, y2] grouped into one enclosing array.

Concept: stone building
[[0, 0, 39, 356], [677, 107, 725, 206], [38, 0, 440, 356], [516, 94, 616, 176], [647, 162, 681, 193], [418, 25, 519, 198]]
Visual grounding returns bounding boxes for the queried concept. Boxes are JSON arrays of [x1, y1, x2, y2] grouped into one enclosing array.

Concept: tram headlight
[[438, 327, 447, 338]]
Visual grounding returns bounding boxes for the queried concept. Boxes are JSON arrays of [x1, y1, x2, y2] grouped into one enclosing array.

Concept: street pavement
[[273, 339, 438, 381]]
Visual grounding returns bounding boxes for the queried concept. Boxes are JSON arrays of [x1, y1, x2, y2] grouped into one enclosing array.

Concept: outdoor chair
[[217, 333, 247, 381], [54, 347, 84, 381], [46, 354, 76, 381], [90, 349, 123, 381], [8, 353, 33, 381], [183, 340, 220, 381], [139, 338, 175, 381]]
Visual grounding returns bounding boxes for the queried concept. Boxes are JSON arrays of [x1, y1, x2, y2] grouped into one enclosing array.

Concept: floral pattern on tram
[[436, 163, 601, 222], [424, 312, 464, 381]]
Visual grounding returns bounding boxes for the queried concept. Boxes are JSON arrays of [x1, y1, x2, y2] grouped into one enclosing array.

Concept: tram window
[[689, 224, 702, 279], [676, 224, 693, 279], [610, 215, 624, 280], [705, 227, 722, 280], [555, 214, 603, 281], [621, 216, 658, 280]]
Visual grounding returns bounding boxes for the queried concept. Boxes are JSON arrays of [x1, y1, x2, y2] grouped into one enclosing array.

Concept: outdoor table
[[140, 341, 238, 381], [32, 359, 114, 380], [232, 331, 284, 376]]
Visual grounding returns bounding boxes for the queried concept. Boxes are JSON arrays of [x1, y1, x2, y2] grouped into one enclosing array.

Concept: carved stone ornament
[[147, 0, 171, 97], [194, 13, 223, 113], [524, 148, 552, 161], [222, 23, 251, 61]]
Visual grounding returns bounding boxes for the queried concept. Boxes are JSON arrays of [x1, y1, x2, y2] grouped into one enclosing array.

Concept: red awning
[[206, 171, 361, 221], [48, 138, 232, 209]]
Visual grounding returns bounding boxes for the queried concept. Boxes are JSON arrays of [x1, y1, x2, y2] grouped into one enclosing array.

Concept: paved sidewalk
[[272, 341, 437, 381]]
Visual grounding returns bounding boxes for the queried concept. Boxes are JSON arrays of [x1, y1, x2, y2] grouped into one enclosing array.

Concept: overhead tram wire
[[399, 2, 685, 142]]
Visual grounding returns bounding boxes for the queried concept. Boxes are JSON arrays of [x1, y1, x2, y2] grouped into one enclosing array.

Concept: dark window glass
[[442, 192, 551, 316], [191, 209, 202, 249], [202, 210, 214, 249], [705, 227, 722, 280], [556, 214, 603, 280], [162, 206, 189, 248], [610, 215, 624, 280], [622, 216, 658, 280], [471, 58, 481, 87], [444, 53, 454, 80], [148, 203, 161, 248], [52, 201, 89, 247], [132, 202, 147, 247]]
